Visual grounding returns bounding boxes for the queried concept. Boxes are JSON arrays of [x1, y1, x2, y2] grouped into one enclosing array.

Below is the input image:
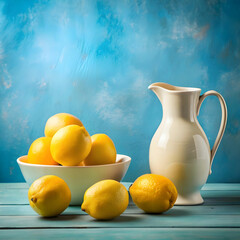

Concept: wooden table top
[[0, 183, 240, 239]]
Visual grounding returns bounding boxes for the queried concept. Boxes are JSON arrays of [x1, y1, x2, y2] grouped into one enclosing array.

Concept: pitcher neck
[[161, 92, 200, 121], [149, 83, 201, 121]]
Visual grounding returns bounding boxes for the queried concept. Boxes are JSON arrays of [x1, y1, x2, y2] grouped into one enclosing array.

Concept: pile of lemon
[[27, 113, 116, 166], [26, 113, 178, 220]]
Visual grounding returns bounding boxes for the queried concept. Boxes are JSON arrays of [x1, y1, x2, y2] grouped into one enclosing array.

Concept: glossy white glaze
[[149, 83, 227, 205]]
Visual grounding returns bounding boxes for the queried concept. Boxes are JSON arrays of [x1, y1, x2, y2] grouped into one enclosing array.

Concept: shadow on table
[[92, 215, 142, 222], [203, 197, 240, 205], [144, 208, 191, 217], [40, 215, 79, 221]]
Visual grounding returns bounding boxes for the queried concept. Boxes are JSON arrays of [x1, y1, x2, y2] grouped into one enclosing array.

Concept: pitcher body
[[149, 83, 227, 205]]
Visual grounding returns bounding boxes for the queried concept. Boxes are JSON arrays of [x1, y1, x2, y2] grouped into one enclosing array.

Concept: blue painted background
[[0, 0, 240, 183]]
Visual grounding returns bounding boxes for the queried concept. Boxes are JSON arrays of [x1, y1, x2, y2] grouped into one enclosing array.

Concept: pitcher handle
[[197, 90, 227, 175]]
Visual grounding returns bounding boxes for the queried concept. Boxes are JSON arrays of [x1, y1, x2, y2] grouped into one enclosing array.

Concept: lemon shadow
[[143, 208, 190, 217], [92, 215, 142, 222], [40, 215, 80, 221]]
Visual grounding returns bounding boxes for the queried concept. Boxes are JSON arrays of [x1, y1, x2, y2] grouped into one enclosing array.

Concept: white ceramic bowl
[[17, 154, 131, 205]]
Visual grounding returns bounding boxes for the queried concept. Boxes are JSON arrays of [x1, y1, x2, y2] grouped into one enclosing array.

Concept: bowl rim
[[17, 154, 131, 168]]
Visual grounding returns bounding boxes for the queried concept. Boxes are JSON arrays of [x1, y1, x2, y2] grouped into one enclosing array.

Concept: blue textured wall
[[0, 0, 239, 183]]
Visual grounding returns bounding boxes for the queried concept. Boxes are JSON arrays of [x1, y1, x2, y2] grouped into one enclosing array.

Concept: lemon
[[129, 174, 178, 213], [28, 137, 58, 165], [20, 156, 28, 163], [28, 175, 71, 217], [45, 113, 83, 138], [78, 161, 86, 166], [81, 180, 129, 220], [50, 125, 92, 166], [83, 134, 116, 166]]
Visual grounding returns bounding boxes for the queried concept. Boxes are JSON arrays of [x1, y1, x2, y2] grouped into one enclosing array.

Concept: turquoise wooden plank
[[0, 183, 28, 189], [202, 191, 240, 198], [0, 205, 86, 216], [0, 182, 130, 190], [1, 183, 240, 191], [0, 214, 240, 228], [0, 204, 240, 216], [0, 228, 240, 240], [1, 187, 240, 205], [0, 189, 28, 204], [0, 183, 239, 207], [202, 184, 240, 191]]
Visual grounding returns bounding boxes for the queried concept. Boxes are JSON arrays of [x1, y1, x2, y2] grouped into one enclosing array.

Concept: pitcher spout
[[148, 83, 167, 103]]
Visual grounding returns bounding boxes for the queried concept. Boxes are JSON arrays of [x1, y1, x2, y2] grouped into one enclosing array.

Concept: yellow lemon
[[129, 174, 178, 213], [50, 124, 92, 166], [20, 155, 28, 163], [44, 113, 83, 138], [78, 161, 86, 166], [28, 175, 71, 217], [83, 134, 116, 166], [28, 137, 58, 165], [81, 180, 129, 220]]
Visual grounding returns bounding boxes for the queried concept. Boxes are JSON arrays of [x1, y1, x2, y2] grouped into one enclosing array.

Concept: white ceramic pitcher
[[149, 82, 227, 205]]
